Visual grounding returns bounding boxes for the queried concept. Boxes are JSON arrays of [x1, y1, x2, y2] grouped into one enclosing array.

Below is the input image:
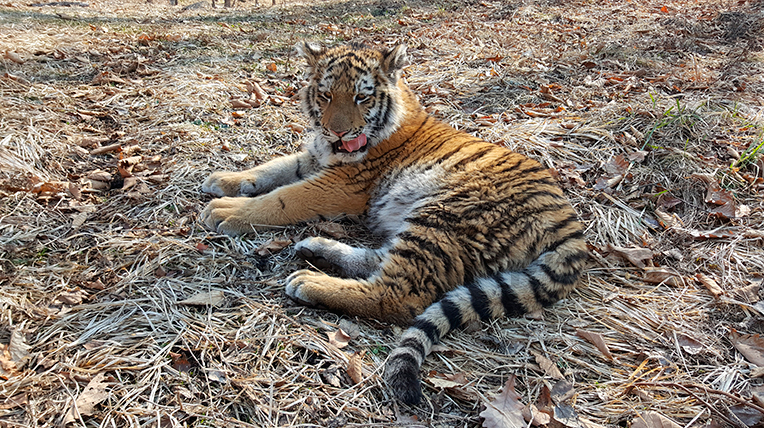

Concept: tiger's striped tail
[[383, 238, 588, 405]]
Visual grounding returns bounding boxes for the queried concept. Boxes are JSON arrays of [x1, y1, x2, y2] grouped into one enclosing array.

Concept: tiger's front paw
[[202, 171, 258, 197], [200, 197, 256, 235], [284, 269, 327, 307]]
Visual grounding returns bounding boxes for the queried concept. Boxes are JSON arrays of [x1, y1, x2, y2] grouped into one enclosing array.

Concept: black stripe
[[526, 273, 557, 307], [399, 336, 426, 360], [540, 263, 580, 286], [412, 318, 439, 345], [497, 273, 526, 317], [468, 282, 493, 321], [440, 298, 463, 331], [452, 146, 495, 168], [295, 158, 303, 179], [398, 232, 454, 272]]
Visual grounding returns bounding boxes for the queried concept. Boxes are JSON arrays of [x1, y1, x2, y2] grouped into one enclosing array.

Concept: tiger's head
[[297, 42, 409, 164]]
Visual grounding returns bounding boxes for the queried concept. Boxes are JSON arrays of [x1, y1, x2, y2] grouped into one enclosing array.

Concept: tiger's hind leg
[[294, 237, 386, 278]]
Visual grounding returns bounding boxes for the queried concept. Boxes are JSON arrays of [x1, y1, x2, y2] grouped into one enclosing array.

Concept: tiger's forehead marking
[[315, 49, 380, 94]]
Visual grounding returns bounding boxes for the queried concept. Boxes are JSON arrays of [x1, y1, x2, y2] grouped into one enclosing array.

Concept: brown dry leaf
[[178, 291, 225, 306], [603, 154, 629, 175], [231, 99, 253, 109], [730, 329, 764, 366], [550, 379, 576, 404], [695, 273, 724, 298], [195, 242, 209, 252], [630, 411, 682, 428], [346, 350, 365, 385], [0, 344, 19, 379], [247, 80, 267, 101], [256, 239, 292, 256], [575, 329, 614, 361], [170, 352, 192, 373], [288, 123, 304, 133], [730, 404, 763, 427], [9, 330, 30, 368], [315, 222, 347, 238], [643, 268, 685, 287], [117, 155, 142, 178], [338, 319, 360, 339], [56, 290, 85, 305], [675, 333, 704, 355], [31, 180, 68, 196], [607, 244, 653, 268], [654, 209, 682, 229], [3, 50, 24, 64], [326, 329, 352, 349], [532, 351, 563, 379], [72, 212, 89, 229], [0, 393, 28, 410], [552, 402, 582, 428], [63, 372, 110, 425], [522, 404, 551, 426], [265, 62, 278, 72], [479, 375, 526, 428]]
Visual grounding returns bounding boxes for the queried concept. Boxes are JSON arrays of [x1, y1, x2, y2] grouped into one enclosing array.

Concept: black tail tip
[[384, 360, 423, 405]]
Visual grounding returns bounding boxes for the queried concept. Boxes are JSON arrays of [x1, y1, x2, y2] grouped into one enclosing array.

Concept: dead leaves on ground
[[480, 376, 594, 428]]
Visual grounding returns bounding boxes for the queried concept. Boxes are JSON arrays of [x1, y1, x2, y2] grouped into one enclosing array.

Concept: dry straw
[[1, 0, 763, 426]]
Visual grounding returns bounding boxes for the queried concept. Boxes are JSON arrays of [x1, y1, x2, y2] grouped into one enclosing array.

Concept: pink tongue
[[341, 134, 367, 153]]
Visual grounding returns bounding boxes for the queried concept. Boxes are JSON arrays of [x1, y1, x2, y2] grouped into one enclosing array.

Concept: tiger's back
[[201, 42, 587, 405]]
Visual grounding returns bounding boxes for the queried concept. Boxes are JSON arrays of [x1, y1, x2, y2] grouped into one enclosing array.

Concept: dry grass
[[1, 0, 763, 426]]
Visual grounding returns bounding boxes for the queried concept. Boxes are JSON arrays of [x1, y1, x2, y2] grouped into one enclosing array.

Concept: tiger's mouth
[[331, 133, 368, 154]]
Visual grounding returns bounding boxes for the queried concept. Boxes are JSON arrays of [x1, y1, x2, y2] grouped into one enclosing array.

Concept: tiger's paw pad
[[294, 239, 336, 271]]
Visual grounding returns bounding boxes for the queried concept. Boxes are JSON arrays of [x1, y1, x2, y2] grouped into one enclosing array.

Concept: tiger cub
[[201, 42, 587, 405]]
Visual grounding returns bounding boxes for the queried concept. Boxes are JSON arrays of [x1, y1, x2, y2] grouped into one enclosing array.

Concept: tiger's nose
[[331, 130, 348, 137]]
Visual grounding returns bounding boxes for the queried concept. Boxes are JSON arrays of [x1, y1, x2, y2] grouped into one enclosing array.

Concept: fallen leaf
[[631, 411, 682, 428], [170, 351, 192, 372], [576, 329, 614, 361], [675, 333, 704, 355], [552, 402, 582, 428], [550, 379, 576, 404], [320, 365, 342, 387], [266, 62, 277, 72], [532, 351, 563, 379], [117, 155, 142, 178], [256, 239, 292, 256], [643, 268, 685, 287], [178, 291, 225, 306], [246, 80, 267, 101], [0, 393, 28, 410], [695, 273, 724, 298], [607, 244, 653, 268], [730, 404, 763, 427], [346, 350, 365, 385], [479, 375, 526, 428], [195, 242, 209, 252], [231, 99, 253, 109], [72, 212, 89, 229], [338, 319, 360, 339], [3, 50, 24, 64], [603, 154, 629, 175], [63, 372, 110, 425], [56, 290, 85, 305], [654, 209, 682, 229], [315, 222, 347, 238], [326, 329, 352, 349], [730, 329, 764, 366], [522, 404, 551, 426], [207, 369, 226, 383], [8, 330, 30, 367]]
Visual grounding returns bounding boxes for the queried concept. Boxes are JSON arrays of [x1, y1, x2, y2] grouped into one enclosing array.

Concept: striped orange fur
[[201, 42, 588, 405]]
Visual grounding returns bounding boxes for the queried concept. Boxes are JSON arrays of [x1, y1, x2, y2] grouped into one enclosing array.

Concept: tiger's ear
[[381, 44, 408, 79], [295, 41, 325, 67]]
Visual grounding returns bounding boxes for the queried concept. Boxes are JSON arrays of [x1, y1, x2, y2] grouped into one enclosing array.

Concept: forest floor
[[1, 0, 763, 426]]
